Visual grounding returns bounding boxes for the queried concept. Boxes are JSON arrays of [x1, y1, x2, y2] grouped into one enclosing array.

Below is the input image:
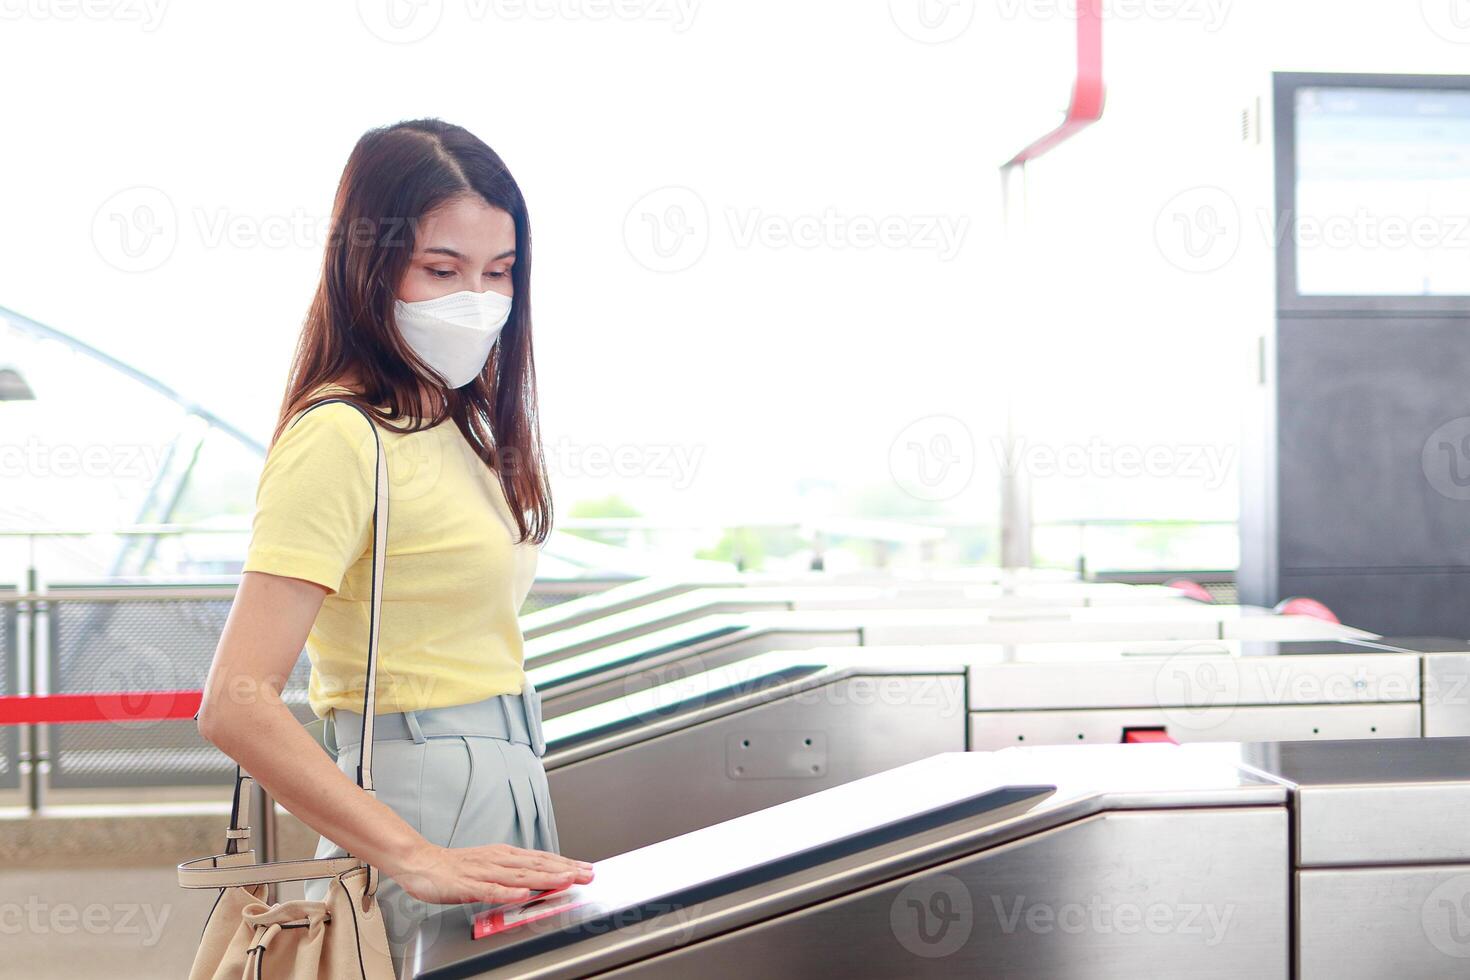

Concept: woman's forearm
[[195, 572, 590, 909], [199, 697, 429, 879]]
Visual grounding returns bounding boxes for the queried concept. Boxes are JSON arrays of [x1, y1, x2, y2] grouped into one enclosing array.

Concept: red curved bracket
[[1274, 597, 1341, 625], [1003, 0, 1105, 167], [1165, 578, 1217, 603]]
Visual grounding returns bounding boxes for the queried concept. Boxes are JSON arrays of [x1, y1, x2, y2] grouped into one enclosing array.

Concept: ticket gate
[[526, 587, 995, 669], [520, 567, 1090, 640], [541, 637, 1450, 860], [522, 575, 743, 640], [1248, 737, 1470, 977], [524, 584, 1194, 669], [965, 634, 1470, 748], [404, 745, 1292, 979], [531, 607, 1378, 719], [544, 652, 969, 860], [409, 738, 1470, 978]]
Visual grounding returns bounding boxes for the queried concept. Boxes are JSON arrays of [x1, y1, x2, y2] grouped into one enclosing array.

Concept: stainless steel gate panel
[[992, 581, 1190, 606], [535, 606, 1378, 721], [534, 621, 865, 719], [1049, 604, 1376, 642], [1421, 651, 1470, 735], [520, 577, 1110, 653], [600, 808, 1288, 980], [969, 704, 1420, 750], [861, 606, 1373, 645], [965, 641, 1420, 710], [524, 593, 795, 668], [521, 577, 738, 641], [1296, 782, 1470, 866], [515, 573, 1171, 642], [530, 615, 752, 704], [857, 607, 1215, 645], [547, 672, 968, 860], [407, 748, 1287, 979], [533, 607, 1141, 720], [1297, 865, 1470, 979], [1344, 638, 1470, 737], [1239, 736, 1470, 977], [1239, 736, 1470, 867], [785, 584, 1193, 610], [519, 572, 1004, 643], [524, 586, 1032, 669]]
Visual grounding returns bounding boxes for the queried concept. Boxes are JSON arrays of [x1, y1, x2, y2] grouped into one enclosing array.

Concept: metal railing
[[0, 584, 296, 810], [0, 578, 603, 812], [0, 587, 19, 794]]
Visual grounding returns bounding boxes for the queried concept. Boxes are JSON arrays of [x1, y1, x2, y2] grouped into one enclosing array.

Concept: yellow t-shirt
[[241, 385, 540, 719]]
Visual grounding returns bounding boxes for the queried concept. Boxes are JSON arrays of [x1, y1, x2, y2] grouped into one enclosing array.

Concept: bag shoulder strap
[[185, 395, 388, 880], [294, 396, 389, 794]]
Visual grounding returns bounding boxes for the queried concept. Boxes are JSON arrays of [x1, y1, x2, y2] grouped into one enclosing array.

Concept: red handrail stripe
[[0, 691, 203, 725]]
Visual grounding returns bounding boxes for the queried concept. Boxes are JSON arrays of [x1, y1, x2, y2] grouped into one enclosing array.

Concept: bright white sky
[[2, 0, 1467, 558]]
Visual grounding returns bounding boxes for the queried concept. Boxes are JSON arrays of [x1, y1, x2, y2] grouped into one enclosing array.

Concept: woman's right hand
[[387, 840, 595, 906]]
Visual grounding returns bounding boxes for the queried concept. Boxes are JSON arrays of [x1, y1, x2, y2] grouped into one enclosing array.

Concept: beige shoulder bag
[[179, 398, 397, 979]]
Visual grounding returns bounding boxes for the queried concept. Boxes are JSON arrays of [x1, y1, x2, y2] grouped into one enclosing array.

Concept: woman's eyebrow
[[419, 246, 517, 261]]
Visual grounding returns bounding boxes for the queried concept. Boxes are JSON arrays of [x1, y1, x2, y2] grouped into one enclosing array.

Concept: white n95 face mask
[[393, 288, 513, 388]]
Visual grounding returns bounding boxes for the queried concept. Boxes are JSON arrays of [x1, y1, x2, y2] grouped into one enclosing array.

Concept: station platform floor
[[2, 802, 315, 979]]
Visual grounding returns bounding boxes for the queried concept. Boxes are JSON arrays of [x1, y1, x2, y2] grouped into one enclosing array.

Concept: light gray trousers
[[302, 683, 558, 977]]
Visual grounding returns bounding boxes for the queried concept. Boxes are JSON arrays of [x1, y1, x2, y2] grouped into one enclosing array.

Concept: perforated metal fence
[[46, 589, 312, 789]]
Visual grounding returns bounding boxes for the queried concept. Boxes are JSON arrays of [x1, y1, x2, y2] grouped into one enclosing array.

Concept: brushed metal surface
[[969, 703, 1420, 751], [1298, 865, 1470, 978], [526, 583, 1198, 667], [547, 675, 968, 859], [1297, 783, 1470, 866], [537, 606, 1377, 719], [541, 654, 855, 766], [598, 808, 1287, 980], [410, 749, 1286, 979], [517, 571, 1119, 642], [1238, 736, 1470, 865], [724, 730, 828, 779], [438, 806, 1288, 979], [525, 593, 794, 666], [967, 648, 1420, 711], [520, 578, 725, 640], [1423, 652, 1470, 736], [538, 626, 863, 719]]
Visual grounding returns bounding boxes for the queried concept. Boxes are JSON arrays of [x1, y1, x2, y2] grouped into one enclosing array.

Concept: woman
[[196, 118, 593, 971]]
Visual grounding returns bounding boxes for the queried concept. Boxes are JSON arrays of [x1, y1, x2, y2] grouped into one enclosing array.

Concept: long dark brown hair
[[273, 118, 551, 545]]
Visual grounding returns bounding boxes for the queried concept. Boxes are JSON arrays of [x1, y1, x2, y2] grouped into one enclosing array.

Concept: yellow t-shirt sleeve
[[241, 402, 377, 594]]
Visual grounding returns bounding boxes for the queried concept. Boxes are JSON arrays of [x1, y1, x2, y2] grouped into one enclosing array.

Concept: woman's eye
[[428, 268, 455, 279], [485, 269, 509, 279]]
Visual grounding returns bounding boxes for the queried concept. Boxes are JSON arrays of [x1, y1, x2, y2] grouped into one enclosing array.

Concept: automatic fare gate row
[[516, 569, 1118, 640], [528, 604, 1374, 719], [521, 582, 1196, 665], [530, 635, 1468, 860], [406, 737, 1470, 979]]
